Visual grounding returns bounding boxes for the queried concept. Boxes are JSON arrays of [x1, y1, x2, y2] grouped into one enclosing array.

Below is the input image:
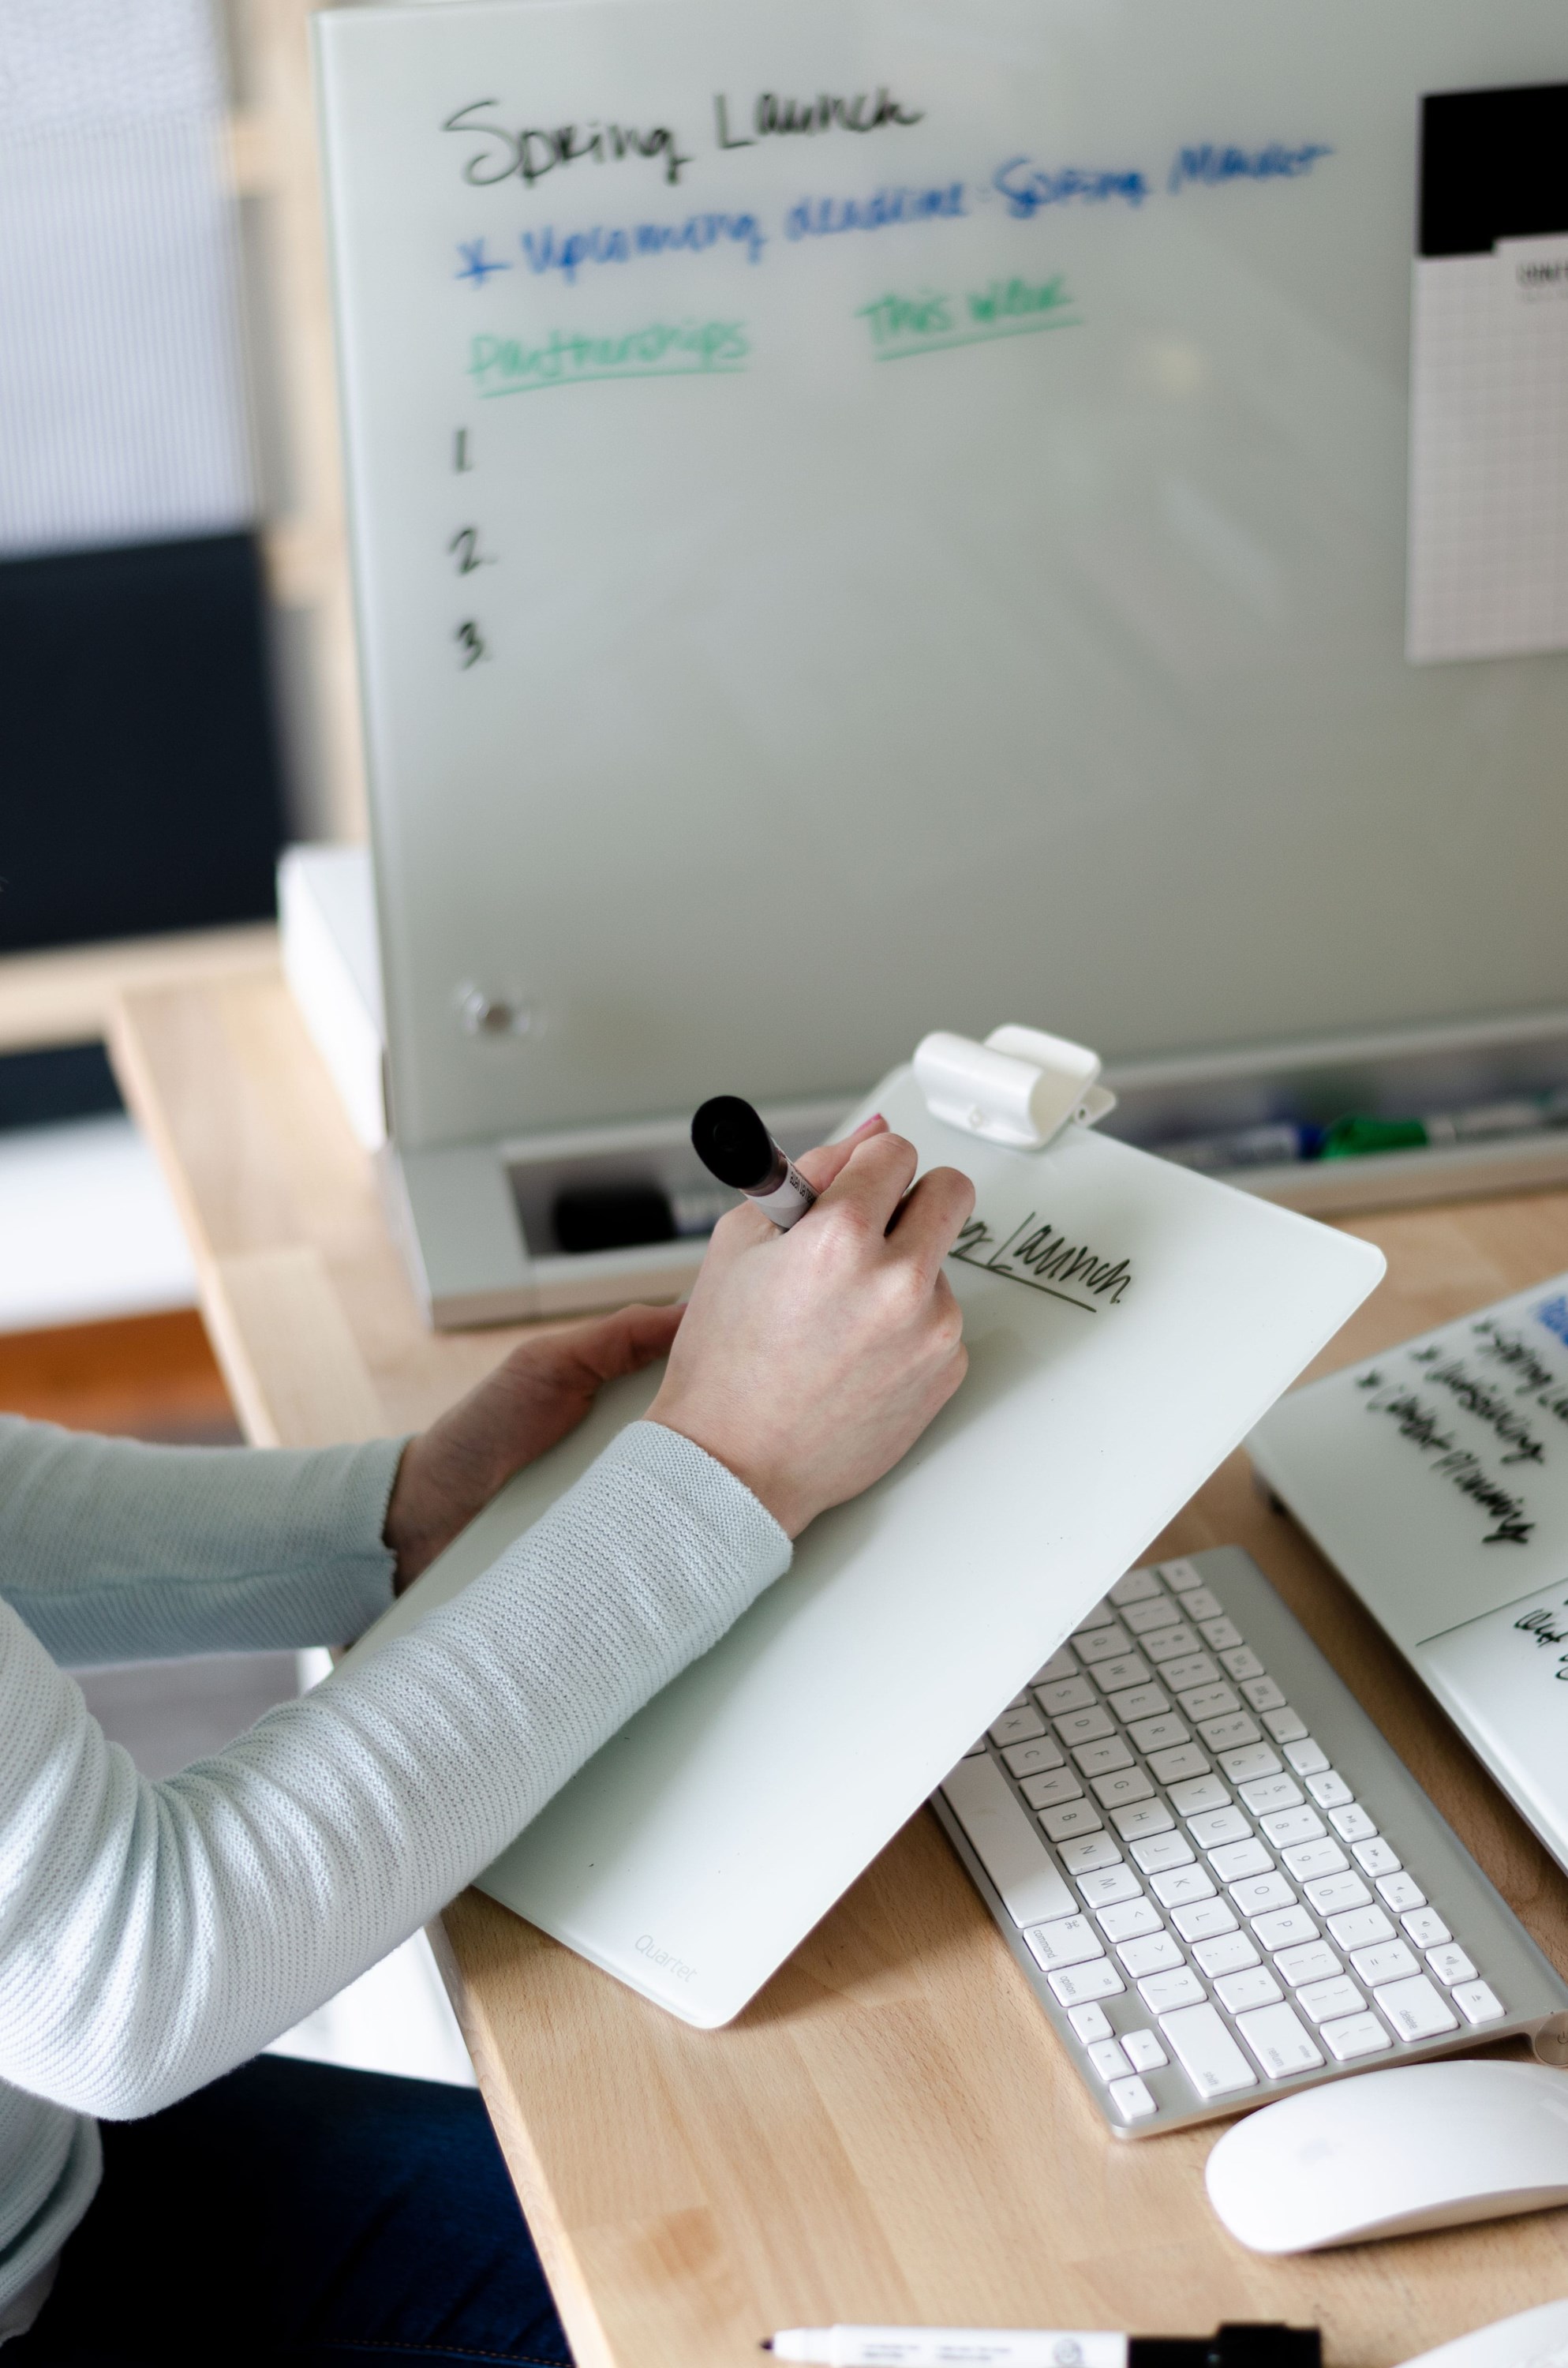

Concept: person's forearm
[[0, 1418, 404, 1661], [0, 1423, 789, 2121]]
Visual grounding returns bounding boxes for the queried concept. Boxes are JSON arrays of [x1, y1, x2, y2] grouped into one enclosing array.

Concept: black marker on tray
[[691, 1096, 817, 1231]]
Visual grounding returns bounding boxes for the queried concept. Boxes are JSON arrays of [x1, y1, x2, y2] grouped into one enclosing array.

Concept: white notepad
[[1252, 1272, 1568, 1877], [342, 1063, 1381, 2025]]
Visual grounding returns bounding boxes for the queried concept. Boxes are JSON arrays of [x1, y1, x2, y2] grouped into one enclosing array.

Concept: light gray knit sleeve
[[0, 1422, 789, 2121], [0, 1418, 403, 1662]]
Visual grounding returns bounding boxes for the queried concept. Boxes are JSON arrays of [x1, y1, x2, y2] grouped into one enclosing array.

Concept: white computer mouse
[[1398, 2299, 1568, 2368], [1205, 2059, 1568, 2252]]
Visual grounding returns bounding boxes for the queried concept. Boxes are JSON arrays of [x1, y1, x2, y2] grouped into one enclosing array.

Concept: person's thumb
[[794, 1111, 888, 1193]]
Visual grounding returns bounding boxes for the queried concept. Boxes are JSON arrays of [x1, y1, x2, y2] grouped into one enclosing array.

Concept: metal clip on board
[[912, 1024, 1117, 1152]]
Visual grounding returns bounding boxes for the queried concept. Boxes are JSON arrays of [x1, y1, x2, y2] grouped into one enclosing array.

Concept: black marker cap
[[1132, 2329, 1321, 2368], [692, 1096, 777, 1192]]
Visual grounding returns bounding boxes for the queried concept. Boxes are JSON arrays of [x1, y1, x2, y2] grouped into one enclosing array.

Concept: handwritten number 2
[[455, 620, 487, 669], [448, 526, 493, 575]]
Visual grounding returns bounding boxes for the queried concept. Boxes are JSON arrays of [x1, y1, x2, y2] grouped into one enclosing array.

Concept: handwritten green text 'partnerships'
[[857, 275, 1080, 359], [467, 319, 747, 395]]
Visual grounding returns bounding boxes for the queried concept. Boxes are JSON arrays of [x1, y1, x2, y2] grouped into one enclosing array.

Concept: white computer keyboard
[[933, 1546, 1568, 2137]]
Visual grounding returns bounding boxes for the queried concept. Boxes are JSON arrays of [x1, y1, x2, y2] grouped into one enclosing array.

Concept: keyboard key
[[1076, 1622, 1135, 1662], [1076, 1864, 1143, 1909], [1118, 1931, 1184, 1976], [1207, 1838, 1272, 1882], [1193, 1930, 1259, 1975], [1236, 2001, 1323, 2076], [1220, 1646, 1266, 1682], [1197, 1714, 1263, 1752], [1128, 1714, 1189, 1754], [1143, 1626, 1202, 1665], [1006, 1692, 1031, 1710], [1283, 1738, 1330, 1776], [1296, 1974, 1366, 2024], [1375, 1973, 1457, 2040], [1179, 1684, 1241, 1722], [1111, 1800, 1174, 1840], [1162, 1653, 1220, 1691], [1172, 1898, 1238, 1942], [1328, 1804, 1377, 1843], [1050, 1958, 1125, 2005], [1003, 1737, 1066, 1778], [1092, 1768, 1154, 1811], [1093, 1654, 1153, 1695], [1040, 1800, 1104, 1842], [1159, 1559, 1206, 1591], [1068, 2001, 1113, 2041], [1106, 1684, 1169, 1724], [1121, 1597, 1182, 1635], [1021, 1770, 1084, 1810], [1189, 1808, 1252, 1849], [1032, 1646, 1079, 1685], [1428, 1943, 1477, 1987], [1131, 1831, 1194, 1873], [1260, 1807, 1326, 1849], [1147, 1744, 1211, 1785], [1201, 1617, 1245, 1652], [961, 1737, 987, 1758], [1073, 1602, 1119, 1634], [1218, 1744, 1282, 1784], [1230, 1872, 1296, 1916], [1025, 1914, 1105, 1970], [1327, 1905, 1395, 1950], [1262, 1708, 1309, 1744], [1098, 1898, 1162, 1943], [1351, 1940, 1419, 1986], [942, 1753, 1080, 1924], [1214, 1965, 1282, 2013], [1352, 1837, 1401, 1877], [1282, 1838, 1349, 1880], [1321, 2010, 1392, 2062], [1240, 1676, 1287, 1712], [1170, 1776, 1232, 1817], [1073, 1737, 1134, 1778], [1108, 2074, 1158, 2123], [1238, 1774, 1303, 1815], [1454, 1980, 1505, 2025], [1037, 1676, 1097, 1716], [992, 1706, 1046, 1746], [1304, 1770, 1353, 1808], [1401, 1907, 1451, 1949], [1057, 1707, 1115, 1746], [1377, 1873, 1426, 1913], [1087, 2037, 1128, 2081], [1111, 1568, 1163, 1605], [1151, 1865, 1216, 1909], [1158, 2002, 1257, 2097], [1302, 1872, 1370, 1916], [1180, 1587, 1225, 1621], [1058, 1833, 1121, 1875], [1140, 1966, 1206, 2012], [1252, 1906, 1319, 1949], [1122, 2027, 1168, 2072], [1274, 1940, 1342, 1988]]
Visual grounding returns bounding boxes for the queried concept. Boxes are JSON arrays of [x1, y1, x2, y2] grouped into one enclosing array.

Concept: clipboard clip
[[913, 1024, 1117, 1152]]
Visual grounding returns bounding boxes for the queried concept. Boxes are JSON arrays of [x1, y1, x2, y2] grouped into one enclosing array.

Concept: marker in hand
[[691, 1096, 818, 1230]]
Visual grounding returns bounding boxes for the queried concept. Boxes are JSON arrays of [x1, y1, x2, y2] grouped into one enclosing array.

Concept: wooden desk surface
[[110, 964, 1568, 2368]]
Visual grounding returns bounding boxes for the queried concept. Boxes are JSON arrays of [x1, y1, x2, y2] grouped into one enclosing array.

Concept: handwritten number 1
[[455, 620, 487, 669]]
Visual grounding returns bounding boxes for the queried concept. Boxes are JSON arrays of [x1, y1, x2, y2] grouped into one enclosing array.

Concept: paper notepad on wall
[[341, 1057, 1381, 2027]]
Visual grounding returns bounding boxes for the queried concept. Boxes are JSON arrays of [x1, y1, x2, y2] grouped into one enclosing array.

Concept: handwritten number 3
[[455, 620, 486, 669]]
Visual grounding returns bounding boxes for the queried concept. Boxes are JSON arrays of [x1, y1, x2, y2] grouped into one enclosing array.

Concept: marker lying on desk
[[762, 2325, 1320, 2368], [690, 1096, 817, 1229]]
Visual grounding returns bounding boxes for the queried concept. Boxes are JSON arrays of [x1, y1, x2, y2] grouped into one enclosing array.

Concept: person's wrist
[[643, 1394, 808, 1538]]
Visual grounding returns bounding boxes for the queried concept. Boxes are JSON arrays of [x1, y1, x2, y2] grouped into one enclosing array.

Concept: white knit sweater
[[0, 1414, 790, 2332]]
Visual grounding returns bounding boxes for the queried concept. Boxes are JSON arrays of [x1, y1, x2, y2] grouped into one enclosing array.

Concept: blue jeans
[[10, 2055, 574, 2366]]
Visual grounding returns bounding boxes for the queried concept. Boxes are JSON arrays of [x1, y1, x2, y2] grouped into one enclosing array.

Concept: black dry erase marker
[[691, 1096, 817, 1231]]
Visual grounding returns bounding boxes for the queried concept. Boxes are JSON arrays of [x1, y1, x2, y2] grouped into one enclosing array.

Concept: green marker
[[1321, 1088, 1568, 1160]]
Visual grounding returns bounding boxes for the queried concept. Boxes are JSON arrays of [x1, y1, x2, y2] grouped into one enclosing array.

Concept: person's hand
[[384, 1303, 682, 1588], [647, 1115, 975, 1536]]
